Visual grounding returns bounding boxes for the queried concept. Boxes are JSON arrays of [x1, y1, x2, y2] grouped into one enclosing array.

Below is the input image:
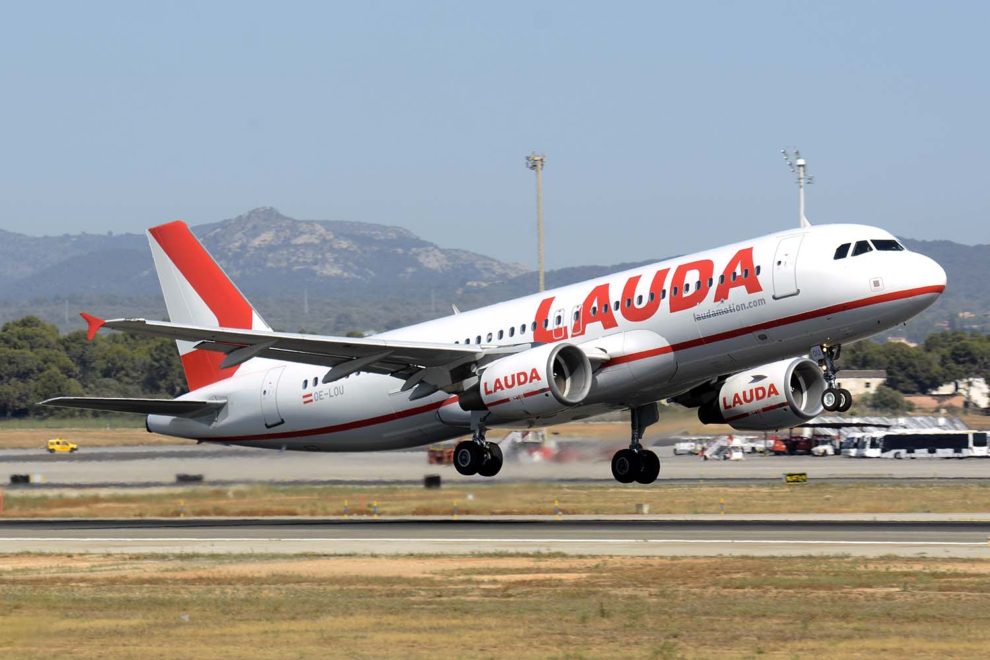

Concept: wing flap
[[41, 397, 226, 418]]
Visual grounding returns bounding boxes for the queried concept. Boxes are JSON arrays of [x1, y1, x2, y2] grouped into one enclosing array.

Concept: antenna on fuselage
[[781, 149, 814, 228]]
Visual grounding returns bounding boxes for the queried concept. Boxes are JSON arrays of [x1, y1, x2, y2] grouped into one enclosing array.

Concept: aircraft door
[[570, 304, 583, 336], [771, 235, 804, 299], [552, 307, 567, 340], [261, 366, 286, 428]]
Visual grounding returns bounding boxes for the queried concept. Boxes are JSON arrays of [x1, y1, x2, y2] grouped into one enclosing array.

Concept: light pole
[[526, 152, 546, 292]]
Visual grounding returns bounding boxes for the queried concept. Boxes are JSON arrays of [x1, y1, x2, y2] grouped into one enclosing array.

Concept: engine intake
[[698, 357, 826, 431], [459, 343, 592, 421]]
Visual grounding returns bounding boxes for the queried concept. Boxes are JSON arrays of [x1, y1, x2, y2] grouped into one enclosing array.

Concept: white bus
[[857, 430, 988, 459]]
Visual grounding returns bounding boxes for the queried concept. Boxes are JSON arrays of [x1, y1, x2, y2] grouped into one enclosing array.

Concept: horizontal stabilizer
[[40, 397, 226, 418]]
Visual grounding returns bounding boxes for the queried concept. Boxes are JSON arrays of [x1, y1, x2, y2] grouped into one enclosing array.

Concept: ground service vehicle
[[47, 438, 77, 453], [857, 430, 988, 459]]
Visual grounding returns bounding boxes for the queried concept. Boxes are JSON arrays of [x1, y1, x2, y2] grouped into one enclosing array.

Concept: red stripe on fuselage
[[601, 284, 944, 369], [197, 284, 943, 443], [195, 396, 461, 443]]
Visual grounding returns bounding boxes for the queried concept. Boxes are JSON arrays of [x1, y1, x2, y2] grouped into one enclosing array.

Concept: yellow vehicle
[[47, 438, 78, 453]]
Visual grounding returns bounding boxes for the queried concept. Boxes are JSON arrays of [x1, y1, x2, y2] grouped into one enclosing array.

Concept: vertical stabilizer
[[147, 221, 271, 391]]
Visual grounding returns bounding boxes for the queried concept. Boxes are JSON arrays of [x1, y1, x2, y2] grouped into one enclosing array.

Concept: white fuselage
[[148, 223, 946, 450]]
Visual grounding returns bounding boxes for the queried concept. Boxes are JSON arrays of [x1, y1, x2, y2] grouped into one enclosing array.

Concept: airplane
[[42, 220, 946, 484]]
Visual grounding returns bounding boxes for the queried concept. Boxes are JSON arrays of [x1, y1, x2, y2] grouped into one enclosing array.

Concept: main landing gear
[[814, 344, 852, 413], [611, 403, 661, 484], [454, 413, 503, 477]]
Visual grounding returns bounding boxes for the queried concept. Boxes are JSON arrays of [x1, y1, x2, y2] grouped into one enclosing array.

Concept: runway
[[3, 516, 989, 557], [5, 443, 990, 487]]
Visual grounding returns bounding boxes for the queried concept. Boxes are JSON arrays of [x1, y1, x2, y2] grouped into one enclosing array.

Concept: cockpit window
[[833, 243, 850, 260], [851, 240, 873, 257], [871, 239, 905, 251]]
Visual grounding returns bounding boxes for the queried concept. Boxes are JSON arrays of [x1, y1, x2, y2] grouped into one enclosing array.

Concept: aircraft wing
[[85, 316, 524, 396], [41, 397, 226, 418]]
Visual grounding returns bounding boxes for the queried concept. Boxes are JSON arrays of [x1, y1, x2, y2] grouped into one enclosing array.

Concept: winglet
[[80, 312, 105, 341]]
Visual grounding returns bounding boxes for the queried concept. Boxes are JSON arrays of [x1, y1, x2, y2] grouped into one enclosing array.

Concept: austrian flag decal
[[302, 393, 314, 405]]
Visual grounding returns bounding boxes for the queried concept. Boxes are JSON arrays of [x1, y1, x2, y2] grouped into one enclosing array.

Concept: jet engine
[[697, 357, 826, 431], [459, 343, 593, 420]]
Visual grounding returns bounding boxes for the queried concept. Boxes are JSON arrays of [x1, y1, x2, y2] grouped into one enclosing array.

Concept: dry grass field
[[4, 481, 990, 518], [2, 553, 990, 658]]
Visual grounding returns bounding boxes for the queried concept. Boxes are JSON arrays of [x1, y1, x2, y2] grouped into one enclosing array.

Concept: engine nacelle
[[698, 358, 826, 431], [459, 343, 593, 421]]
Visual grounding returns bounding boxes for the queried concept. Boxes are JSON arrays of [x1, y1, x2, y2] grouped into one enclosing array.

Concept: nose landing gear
[[814, 344, 852, 413], [611, 403, 661, 484]]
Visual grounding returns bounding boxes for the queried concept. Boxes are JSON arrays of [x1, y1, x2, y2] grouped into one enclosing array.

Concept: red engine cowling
[[460, 343, 593, 421], [698, 358, 826, 431]]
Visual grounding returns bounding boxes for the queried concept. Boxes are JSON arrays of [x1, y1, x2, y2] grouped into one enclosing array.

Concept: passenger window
[[672, 286, 679, 296], [465, 337, 470, 344], [601, 303, 608, 314], [613, 301, 620, 311], [590, 306, 597, 317], [851, 240, 873, 257], [497, 330, 504, 340], [661, 289, 666, 299], [684, 283, 691, 293], [742, 269, 748, 279], [719, 274, 725, 285], [636, 295, 643, 305], [833, 243, 850, 259], [522, 323, 528, 334], [756, 265, 761, 276], [625, 298, 632, 308], [872, 239, 904, 251], [509, 327, 515, 337], [554, 314, 562, 326], [573, 310, 580, 321], [707, 278, 713, 287], [476, 335, 482, 344], [531, 321, 537, 331], [312, 377, 318, 387], [649, 292, 655, 302], [302, 380, 307, 390], [731, 272, 737, 281], [487, 332, 493, 342]]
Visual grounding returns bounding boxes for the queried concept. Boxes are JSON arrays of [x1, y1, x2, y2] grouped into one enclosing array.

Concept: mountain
[[0, 210, 985, 341], [0, 207, 527, 302]]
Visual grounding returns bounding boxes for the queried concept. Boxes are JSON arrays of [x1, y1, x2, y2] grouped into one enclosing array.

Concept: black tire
[[454, 441, 482, 476], [477, 442, 503, 477], [821, 388, 839, 412], [836, 388, 853, 413], [635, 450, 661, 484], [611, 449, 641, 484]]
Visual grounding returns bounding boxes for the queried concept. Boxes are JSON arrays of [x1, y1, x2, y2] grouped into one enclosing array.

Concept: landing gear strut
[[611, 403, 661, 484], [814, 344, 852, 413], [454, 412, 503, 477]]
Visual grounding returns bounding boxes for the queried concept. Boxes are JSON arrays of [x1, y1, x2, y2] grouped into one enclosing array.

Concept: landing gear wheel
[[477, 442, 503, 477], [635, 450, 661, 484], [836, 388, 853, 413], [822, 388, 840, 412], [454, 441, 482, 476], [611, 449, 642, 484]]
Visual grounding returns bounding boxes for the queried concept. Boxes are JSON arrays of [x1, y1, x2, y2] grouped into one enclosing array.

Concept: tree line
[[0, 315, 987, 419]]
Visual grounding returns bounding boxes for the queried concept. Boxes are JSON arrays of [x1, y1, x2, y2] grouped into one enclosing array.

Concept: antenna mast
[[781, 149, 814, 228]]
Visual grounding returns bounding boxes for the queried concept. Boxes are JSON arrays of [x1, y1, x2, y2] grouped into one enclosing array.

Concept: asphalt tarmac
[[4, 443, 990, 487], [2, 516, 989, 557]]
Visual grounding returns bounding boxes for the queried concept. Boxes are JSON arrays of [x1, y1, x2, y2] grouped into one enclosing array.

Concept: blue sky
[[1, 1, 987, 268]]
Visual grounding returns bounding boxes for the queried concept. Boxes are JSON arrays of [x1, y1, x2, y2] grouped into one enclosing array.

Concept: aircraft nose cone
[[917, 253, 947, 292]]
